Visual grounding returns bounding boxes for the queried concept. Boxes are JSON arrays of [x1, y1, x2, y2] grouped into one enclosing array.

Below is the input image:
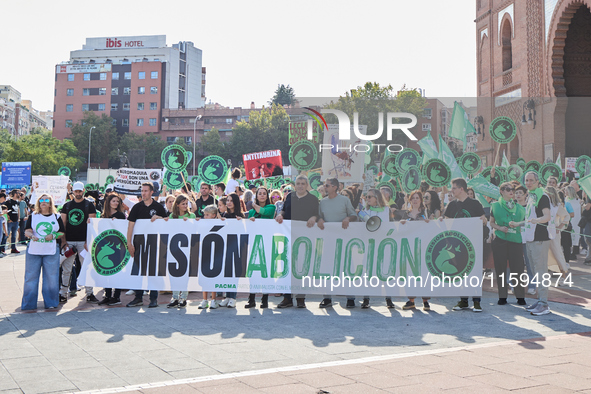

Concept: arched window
[[501, 20, 512, 71]]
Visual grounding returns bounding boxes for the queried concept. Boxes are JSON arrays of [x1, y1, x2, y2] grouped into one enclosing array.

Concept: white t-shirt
[[225, 179, 240, 195]]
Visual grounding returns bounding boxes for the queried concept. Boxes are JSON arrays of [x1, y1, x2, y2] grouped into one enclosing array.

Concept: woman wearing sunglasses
[[21, 194, 65, 310], [270, 189, 284, 219], [490, 182, 527, 306]]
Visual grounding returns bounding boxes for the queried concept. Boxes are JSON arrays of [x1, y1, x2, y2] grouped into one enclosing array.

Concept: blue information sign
[[1, 162, 32, 188]]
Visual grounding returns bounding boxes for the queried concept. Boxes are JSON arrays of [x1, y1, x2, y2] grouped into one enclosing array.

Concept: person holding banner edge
[[126, 182, 167, 308]]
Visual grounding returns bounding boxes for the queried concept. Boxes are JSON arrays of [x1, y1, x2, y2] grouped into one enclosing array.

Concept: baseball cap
[[73, 182, 85, 191], [248, 184, 257, 190]]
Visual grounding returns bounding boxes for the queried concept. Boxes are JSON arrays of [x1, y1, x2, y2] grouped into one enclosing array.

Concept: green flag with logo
[[449, 101, 476, 150], [438, 135, 465, 180], [417, 133, 439, 164], [468, 174, 501, 199], [579, 173, 591, 199], [555, 152, 562, 170]]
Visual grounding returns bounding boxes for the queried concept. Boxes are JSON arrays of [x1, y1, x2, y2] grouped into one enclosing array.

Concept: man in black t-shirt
[[5, 190, 21, 254], [275, 175, 319, 308], [126, 182, 167, 308], [60, 182, 98, 303], [192, 183, 216, 218], [444, 178, 487, 313]]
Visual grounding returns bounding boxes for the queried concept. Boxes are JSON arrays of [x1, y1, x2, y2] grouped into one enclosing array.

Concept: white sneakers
[[527, 288, 536, 295], [219, 298, 237, 308], [529, 303, 551, 316], [209, 300, 219, 309], [198, 300, 209, 309], [219, 298, 229, 307]]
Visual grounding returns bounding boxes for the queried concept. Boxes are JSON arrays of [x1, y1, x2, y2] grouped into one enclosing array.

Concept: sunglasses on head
[[39, 198, 50, 203]]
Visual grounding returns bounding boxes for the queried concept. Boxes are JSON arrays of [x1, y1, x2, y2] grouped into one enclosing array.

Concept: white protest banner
[[31, 175, 69, 205], [114, 168, 162, 196], [81, 218, 483, 297]]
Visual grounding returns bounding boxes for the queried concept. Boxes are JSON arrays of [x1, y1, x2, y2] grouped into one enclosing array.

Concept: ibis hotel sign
[[83, 35, 166, 50]]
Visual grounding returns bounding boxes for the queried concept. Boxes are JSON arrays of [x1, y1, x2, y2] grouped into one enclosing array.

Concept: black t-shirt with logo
[[61, 199, 97, 241], [5, 199, 19, 222], [444, 198, 485, 219], [195, 195, 216, 218], [534, 194, 551, 241], [127, 199, 167, 222]]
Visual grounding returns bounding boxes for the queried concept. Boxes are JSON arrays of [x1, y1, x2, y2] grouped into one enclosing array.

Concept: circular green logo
[[507, 164, 523, 182], [401, 165, 421, 194], [84, 184, 93, 191], [367, 165, 379, 175], [516, 158, 526, 169], [106, 175, 115, 184], [190, 176, 202, 191], [198, 155, 228, 185], [540, 163, 562, 185], [289, 140, 317, 171], [395, 149, 420, 173], [382, 155, 399, 177], [525, 160, 541, 173], [489, 116, 517, 144], [377, 181, 396, 196], [426, 230, 476, 278], [162, 144, 189, 172], [58, 166, 71, 177], [308, 172, 322, 190], [459, 153, 481, 175], [68, 208, 84, 226], [91, 229, 130, 276], [164, 169, 189, 190], [481, 166, 504, 185], [35, 221, 55, 238], [575, 155, 591, 176], [422, 159, 451, 187]]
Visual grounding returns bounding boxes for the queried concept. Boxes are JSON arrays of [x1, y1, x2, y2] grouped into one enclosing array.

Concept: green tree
[[70, 112, 119, 168], [326, 82, 426, 162], [200, 127, 227, 158], [269, 84, 296, 107], [2, 132, 82, 175], [117, 132, 171, 167], [228, 104, 290, 165]]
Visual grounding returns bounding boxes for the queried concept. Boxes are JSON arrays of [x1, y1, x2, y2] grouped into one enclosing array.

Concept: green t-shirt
[[490, 200, 525, 244], [248, 204, 276, 219], [169, 212, 196, 219]]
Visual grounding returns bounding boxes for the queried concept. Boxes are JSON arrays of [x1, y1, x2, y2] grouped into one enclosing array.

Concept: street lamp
[[88, 126, 95, 172], [193, 115, 202, 176]]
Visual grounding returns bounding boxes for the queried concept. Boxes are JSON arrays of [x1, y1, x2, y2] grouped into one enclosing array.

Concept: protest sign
[[1, 162, 31, 188], [81, 217, 483, 297], [114, 168, 162, 196], [243, 150, 283, 180], [321, 125, 366, 182], [31, 175, 70, 205], [289, 141, 317, 171], [289, 120, 320, 145]]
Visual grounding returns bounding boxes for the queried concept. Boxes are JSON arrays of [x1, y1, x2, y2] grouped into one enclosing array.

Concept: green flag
[[555, 152, 562, 170], [502, 150, 510, 168], [438, 135, 465, 180], [449, 101, 476, 150], [417, 133, 439, 164], [579, 173, 591, 199], [468, 174, 501, 200]]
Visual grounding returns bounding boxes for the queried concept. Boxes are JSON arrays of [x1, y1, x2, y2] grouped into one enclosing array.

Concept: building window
[[185, 136, 192, 144], [66, 88, 74, 96], [122, 119, 129, 126], [66, 104, 74, 112], [123, 87, 131, 95], [150, 102, 157, 110], [137, 118, 144, 126], [150, 86, 158, 94], [111, 87, 118, 95], [501, 20, 513, 72], [167, 137, 178, 144], [226, 118, 233, 124], [112, 72, 119, 80], [225, 131, 233, 137], [112, 119, 117, 126], [65, 120, 73, 128], [124, 72, 131, 80], [422, 123, 432, 131], [123, 103, 130, 111], [423, 108, 432, 119], [84, 73, 90, 81], [99, 88, 106, 95], [111, 103, 118, 111], [148, 71, 157, 79], [138, 87, 145, 94], [98, 103, 105, 111], [83, 88, 90, 96], [67, 74, 74, 81], [149, 118, 157, 126], [137, 102, 144, 110], [100, 73, 107, 80], [138, 71, 145, 79], [81, 104, 88, 111]]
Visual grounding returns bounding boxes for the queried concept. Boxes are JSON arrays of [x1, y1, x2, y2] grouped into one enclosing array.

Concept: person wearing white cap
[[59, 182, 98, 304]]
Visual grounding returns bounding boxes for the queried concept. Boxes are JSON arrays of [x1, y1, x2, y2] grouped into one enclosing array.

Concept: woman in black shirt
[[98, 193, 126, 306]]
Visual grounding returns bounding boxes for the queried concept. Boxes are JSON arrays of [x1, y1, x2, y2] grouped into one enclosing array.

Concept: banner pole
[[179, 171, 197, 204], [491, 143, 502, 178]]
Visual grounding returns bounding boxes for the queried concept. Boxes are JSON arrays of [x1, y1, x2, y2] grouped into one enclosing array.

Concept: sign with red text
[[243, 150, 283, 180]]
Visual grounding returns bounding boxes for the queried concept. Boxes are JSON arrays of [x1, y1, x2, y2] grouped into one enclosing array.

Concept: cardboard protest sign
[[31, 175, 70, 205]]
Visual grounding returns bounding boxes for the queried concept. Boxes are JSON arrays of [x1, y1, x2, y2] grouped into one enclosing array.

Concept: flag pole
[[491, 143, 502, 178]]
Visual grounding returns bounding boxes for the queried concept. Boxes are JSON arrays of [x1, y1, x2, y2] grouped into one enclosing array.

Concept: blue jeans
[[21, 246, 60, 310], [225, 292, 237, 299], [6, 221, 18, 250]]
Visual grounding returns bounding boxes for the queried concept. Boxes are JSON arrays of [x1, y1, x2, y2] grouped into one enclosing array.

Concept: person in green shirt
[[246, 187, 275, 308], [490, 182, 527, 306], [164, 194, 196, 308]]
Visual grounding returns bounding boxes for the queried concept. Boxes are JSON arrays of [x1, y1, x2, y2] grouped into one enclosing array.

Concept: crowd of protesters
[[18, 166, 591, 317]]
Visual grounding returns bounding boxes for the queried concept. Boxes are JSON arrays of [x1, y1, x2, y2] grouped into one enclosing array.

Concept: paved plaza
[[1, 244, 591, 393]]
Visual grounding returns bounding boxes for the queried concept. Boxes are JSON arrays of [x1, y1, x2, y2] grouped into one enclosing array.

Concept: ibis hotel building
[[53, 35, 205, 140]]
